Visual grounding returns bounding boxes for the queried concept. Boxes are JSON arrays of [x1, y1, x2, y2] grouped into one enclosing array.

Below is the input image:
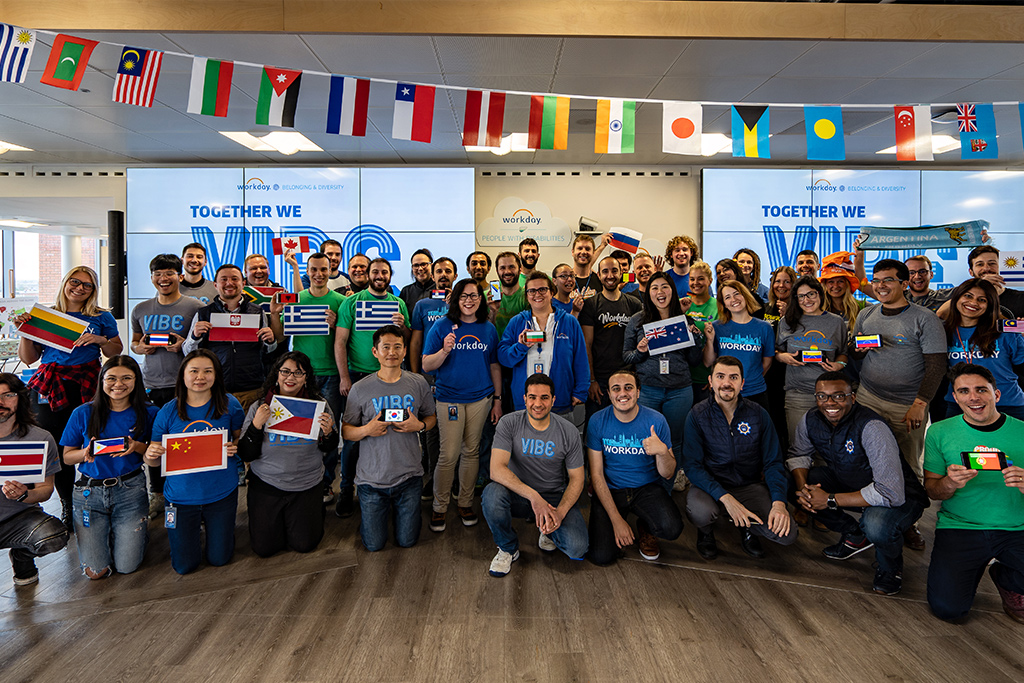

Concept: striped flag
[[209, 313, 260, 342], [0, 23, 36, 83], [326, 75, 369, 136], [732, 105, 770, 159], [463, 90, 505, 148], [187, 57, 233, 117], [40, 34, 98, 90], [595, 99, 635, 154], [147, 333, 172, 346], [354, 300, 400, 331], [528, 95, 570, 150], [282, 305, 331, 336], [894, 105, 932, 162], [112, 46, 163, 108], [999, 252, 1024, 285], [608, 228, 642, 254], [243, 286, 284, 307], [393, 83, 435, 143], [18, 305, 89, 353], [0, 441, 48, 484], [257, 66, 302, 127]]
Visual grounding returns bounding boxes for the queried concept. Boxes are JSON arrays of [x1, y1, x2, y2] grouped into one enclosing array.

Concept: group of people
[[0, 232, 1021, 627]]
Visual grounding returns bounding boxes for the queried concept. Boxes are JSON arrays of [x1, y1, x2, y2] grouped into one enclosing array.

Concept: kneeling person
[[342, 326, 436, 552], [587, 370, 682, 564], [483, 373, 588, 576]]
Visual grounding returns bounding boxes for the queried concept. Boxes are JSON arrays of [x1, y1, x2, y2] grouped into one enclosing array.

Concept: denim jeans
[[339, 371, 371, 491], [807, 466, 924, 575], [588, 481, 683, 565], [166, 488, 238, 575], [357, 475, 422, 552], [927, 528, 1024, 622], [638, 384, 693, 474], [0, 507, 69, 579], [72, 472, 149, 574], [316, 374, 343, 486], [481, 483, 588, 559]]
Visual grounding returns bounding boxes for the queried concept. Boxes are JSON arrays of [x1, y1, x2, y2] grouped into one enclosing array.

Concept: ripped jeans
[[0, 507, 69, 579], [73, 472, 149, 574]]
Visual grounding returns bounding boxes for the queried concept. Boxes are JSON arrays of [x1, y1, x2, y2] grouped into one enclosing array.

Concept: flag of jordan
[[256, 66, 302, 127], [40, 34, 98, 90]]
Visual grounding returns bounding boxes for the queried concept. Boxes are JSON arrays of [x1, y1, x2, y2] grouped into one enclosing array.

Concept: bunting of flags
[[7, 23, 1024, 161]]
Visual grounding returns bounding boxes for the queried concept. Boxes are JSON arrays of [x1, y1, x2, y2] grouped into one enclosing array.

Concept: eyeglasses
[[411, 262, 431, 269], [68, 277, 95, 291], [0, 392, 17, 401], [907, 268, 931, 277], [525, 288, 550, 296], [458, 293, 481, 302], [278, 368, 306, 378], [796, 292, 819, 301], [870, 277, 902, 286], [103, 375, 135, 385], [555, 273, 575, 281], [814, 392, 853, 403]]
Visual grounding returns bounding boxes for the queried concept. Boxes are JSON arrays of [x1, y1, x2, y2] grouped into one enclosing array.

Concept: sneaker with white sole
[[538, 533, 556, 552], [489, 548, 519, 577]]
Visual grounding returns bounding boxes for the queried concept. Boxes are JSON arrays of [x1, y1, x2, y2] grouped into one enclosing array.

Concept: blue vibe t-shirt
[[150, 396, 245, 505], [60, 403, 159, 479], [667, 270, 690, 297], [39, 311, 119, 366], [947, 326, 1024, 407], [411, 297, 448, 333], [423, 319, 499, 403], [712, 318, 775, 395], [585, 405, 672, 489]]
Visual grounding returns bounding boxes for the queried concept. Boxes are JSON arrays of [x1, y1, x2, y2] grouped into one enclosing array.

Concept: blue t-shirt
[[667, 270, 690, 297], [423, 319, 498, 403], [585, 405, 672, 489], [150, 396, 245, 505], [552, 297, 574, 315], [39, 310, 119, 366], [947, 326, 1024, 407], [411, 297, 448, 332], [712, 318, 775, 395], [621, 282, 639, 295], [60, 403, 159, 479]]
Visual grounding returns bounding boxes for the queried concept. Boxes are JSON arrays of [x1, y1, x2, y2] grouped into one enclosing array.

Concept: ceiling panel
[[305, 35, 440, 75], [885, 43, 1024, 80], [669, 40, 813, 78], [778, 41, 940, 79], [843, 78, 979, 105], [557, 38, 690, 76], [434, 36, 561, 75]]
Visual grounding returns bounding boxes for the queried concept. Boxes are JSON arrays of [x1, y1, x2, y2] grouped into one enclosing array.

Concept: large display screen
[[702, 168, 1024, 292]]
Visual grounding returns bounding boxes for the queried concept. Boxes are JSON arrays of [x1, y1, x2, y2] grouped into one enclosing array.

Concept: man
[[856, 252, 950, 313], [570, 234, 602, 294], [129, 253, 204, 516], [342, 326, 436, 552], [243, 253, 279, 288], [300, 239, 352, 293], [482, 373, 588, 576], [183, 264, 279, 410], [491, 252, 528, 339], [796, 249, 820, 279], [334, 257, 411, 516], [664, 235, 700, 296], [586, 370, 682, 565], [178, 242, 218, 304], [686, 261, 718, 405], [580, 256, 642, 424], [937, 245, 1024, 319], [518, 238, 540, 286], [629, 253, 657, 300], [348, 253, 371, 294], [683, 356, 796, 560], [467, 251, 492, 293], [398, 248, 434, 314], [611, 249, 637, 294], [924, 364, 1024, 623], [0, 373, 70, 586], [788, 371, 928, 595]]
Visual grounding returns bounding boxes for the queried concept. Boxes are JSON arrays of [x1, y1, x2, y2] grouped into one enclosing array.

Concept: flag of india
[[595, 99, 636, 154]]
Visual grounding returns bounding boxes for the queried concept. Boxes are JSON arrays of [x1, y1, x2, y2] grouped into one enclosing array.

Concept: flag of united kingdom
[[957, 103, 977, 133]]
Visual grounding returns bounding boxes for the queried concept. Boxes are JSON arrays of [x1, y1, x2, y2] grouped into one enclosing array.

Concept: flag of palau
[[732, 105, 770, 158], [805, 106, 845, 161]]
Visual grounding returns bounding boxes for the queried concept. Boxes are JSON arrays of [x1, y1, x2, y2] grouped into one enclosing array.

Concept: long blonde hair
[[823, 277, 860, 334], [54, 266, 107, 316]]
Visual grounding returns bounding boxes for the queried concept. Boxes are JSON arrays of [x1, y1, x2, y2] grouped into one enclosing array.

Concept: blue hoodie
[[498, 307, 590, 413]]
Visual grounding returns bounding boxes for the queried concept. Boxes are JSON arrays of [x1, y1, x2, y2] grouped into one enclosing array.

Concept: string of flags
[[0, 22, 1013, 161]]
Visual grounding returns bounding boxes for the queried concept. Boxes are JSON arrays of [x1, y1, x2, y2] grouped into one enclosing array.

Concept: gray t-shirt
[[492, 410, 584, 495], [343, 372, 436, 489], [242, 401, 331, 492], [776, 311, 848, 393], [0, 425, 60, 524], [179, 278, 218, 304], [853, 302, 946, 404], [130, 295, 206, 389]]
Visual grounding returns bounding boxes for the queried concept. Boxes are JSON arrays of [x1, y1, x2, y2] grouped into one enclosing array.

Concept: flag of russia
[[608, 228, 642, 254]]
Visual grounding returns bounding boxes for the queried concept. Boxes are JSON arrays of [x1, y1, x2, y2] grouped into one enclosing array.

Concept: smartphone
[[525, 330, 546, 343], [800, 349, 823, 363], [1002, 319, 1023, 333], [274, 292, 299, 305], [380, 408, 409, 423], [489, 281, 501, 302], [92, 436, 130, 457], [855, 334, 882, 349], [144, 333, 172, 347], [960, 451, 1008, 470]]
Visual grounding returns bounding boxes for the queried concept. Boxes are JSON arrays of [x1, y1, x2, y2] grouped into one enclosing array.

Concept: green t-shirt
[[336, 289, 410, 374], [923, 415, 1024, 531], [292, 288, 346, 376], [495, 286, 527, 338], [687, 297, 718, 385]]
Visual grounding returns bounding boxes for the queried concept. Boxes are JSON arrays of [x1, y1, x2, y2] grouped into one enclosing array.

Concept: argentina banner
[[856, 220, 989, 251]]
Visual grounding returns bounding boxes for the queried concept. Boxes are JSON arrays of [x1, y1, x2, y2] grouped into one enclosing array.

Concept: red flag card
[[272, 236, 311, 255], [275, 292, 299, 305], [0, 441, 48, 484], [266, 395, 326, 441], [209, 313, 260, 342], [161, 430, 228, 476]]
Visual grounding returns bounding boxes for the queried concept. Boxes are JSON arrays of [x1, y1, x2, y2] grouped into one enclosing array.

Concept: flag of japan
[[272, 236, 311, 255], [894, 105, 933, 162], [393, 83, 435, 143], [663, 102, 702, 155]]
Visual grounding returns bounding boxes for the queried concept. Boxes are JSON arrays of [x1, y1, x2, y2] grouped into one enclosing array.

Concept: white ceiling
[[1, 32, 1024, 166]]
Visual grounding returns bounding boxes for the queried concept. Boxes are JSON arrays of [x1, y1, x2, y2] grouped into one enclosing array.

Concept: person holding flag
[[144, 350, 244, 575], [238, 352, 338, 557], [60, 356, 158, 579]]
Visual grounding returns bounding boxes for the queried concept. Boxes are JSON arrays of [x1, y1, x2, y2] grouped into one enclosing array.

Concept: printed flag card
[[266, 395, 326, 441], [642, 314, 694, 355], [209, 313, 260, 342], [161, 430, 228, 476], [0, 441, 48, 484]]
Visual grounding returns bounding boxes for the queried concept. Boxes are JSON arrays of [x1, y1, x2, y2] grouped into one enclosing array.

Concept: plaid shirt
[[28, 360, 101, 412]]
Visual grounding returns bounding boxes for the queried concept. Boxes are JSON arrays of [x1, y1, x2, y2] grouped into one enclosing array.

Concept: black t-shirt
[[1000, 287, 1024, 318], [574, 272, 601, 295], [579, 292, 643, 383]]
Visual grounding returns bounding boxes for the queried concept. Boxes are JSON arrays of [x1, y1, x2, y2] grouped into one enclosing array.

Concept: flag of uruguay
[[354, 301, 400, 331], [282, 305, 330, 336]]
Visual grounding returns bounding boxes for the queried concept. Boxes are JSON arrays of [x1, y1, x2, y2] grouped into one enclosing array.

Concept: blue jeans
[[316, 374, 343, 486], [357, 475, 422, 552], [0, 507, 69, 580], [72, 472, 149, 574], [481, 483, 589, 559], [638, 384, 693, 475], [166, 488, 238, 575], [928, 528, 1024, 622]]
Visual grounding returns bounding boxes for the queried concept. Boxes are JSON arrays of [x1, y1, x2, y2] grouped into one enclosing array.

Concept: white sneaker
[[672, 470, 689, 492], [538, 533, 556, 552], [489, 548, 519, 577], [148, 493, 165, 521]]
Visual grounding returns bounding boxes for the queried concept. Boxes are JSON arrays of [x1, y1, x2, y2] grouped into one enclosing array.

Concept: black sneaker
[[457, 506, 479, 527], [10, 551, 38, 587], [696, 529, 718, 560], [60, 498, 74, 535], [740, 530, 765, 559], [334, 488, 355, 518], [823, 535, 874, 561], [430, 510, 446, 532], [872, 565, 903, 596]]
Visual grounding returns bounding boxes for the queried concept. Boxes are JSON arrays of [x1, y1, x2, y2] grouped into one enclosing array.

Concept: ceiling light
[[220, 131, 322, 155], [0, 219, 44, 228], [0, 139, 33, 154], [701, 134, 732, 157], [875, 135, 961, 155]]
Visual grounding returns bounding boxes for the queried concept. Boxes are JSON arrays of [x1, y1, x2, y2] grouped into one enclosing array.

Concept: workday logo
[[506, 208, 542, 230], [807, 179, 841, 193], [238, 177, 277, 191], [477, 197, 570, 247]]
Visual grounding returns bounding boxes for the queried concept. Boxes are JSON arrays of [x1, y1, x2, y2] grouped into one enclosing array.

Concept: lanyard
[[955, 327, 973, 364]]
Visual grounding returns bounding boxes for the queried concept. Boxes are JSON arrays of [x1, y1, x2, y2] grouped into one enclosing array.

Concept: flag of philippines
[[267, 395, 324, 440]]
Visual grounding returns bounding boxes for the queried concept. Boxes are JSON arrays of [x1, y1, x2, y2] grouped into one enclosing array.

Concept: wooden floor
[[1, 488, 1020, 683]]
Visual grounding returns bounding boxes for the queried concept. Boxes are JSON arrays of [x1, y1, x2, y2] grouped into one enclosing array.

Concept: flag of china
[[162, 431, 226, 476]]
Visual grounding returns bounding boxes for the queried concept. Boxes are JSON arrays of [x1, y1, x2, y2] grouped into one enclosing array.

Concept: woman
[[623, 272, 707, 476], [685, 261, 718, 405], [60, 356, 157, 579], [14, 266, 122, 530], [819, 253, 865, 337], [943, 278, 1024, 420], [734, 248, 769, 301], [775, 276, 849, 443], [765, 266, 797, 326], [238, 351, 337, 557], [716, 258, 765, 316], [762, 266, 798, 455], [551, 263, 585, 317], [144, 349, 244, 575], [703, 280, 775, 408], [422, 278, 502, 532]]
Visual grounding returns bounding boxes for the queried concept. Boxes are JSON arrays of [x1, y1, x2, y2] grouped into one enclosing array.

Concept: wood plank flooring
[[0, 489, 1020, 683]]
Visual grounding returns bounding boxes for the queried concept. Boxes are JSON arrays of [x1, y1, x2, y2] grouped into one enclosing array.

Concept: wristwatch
[[826, 494, 838, 511]]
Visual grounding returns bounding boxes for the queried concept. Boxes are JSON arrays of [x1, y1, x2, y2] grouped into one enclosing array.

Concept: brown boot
[[903, 523, 926, 551]]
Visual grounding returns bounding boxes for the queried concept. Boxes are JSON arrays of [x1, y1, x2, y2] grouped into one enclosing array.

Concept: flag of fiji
[[354, 300, 400, 331], [268, 396, 319, 438], [283, 305, 330, 336]]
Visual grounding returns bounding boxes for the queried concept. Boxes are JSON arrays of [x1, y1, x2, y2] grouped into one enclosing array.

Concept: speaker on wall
[[107, 210, 125, 319]]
